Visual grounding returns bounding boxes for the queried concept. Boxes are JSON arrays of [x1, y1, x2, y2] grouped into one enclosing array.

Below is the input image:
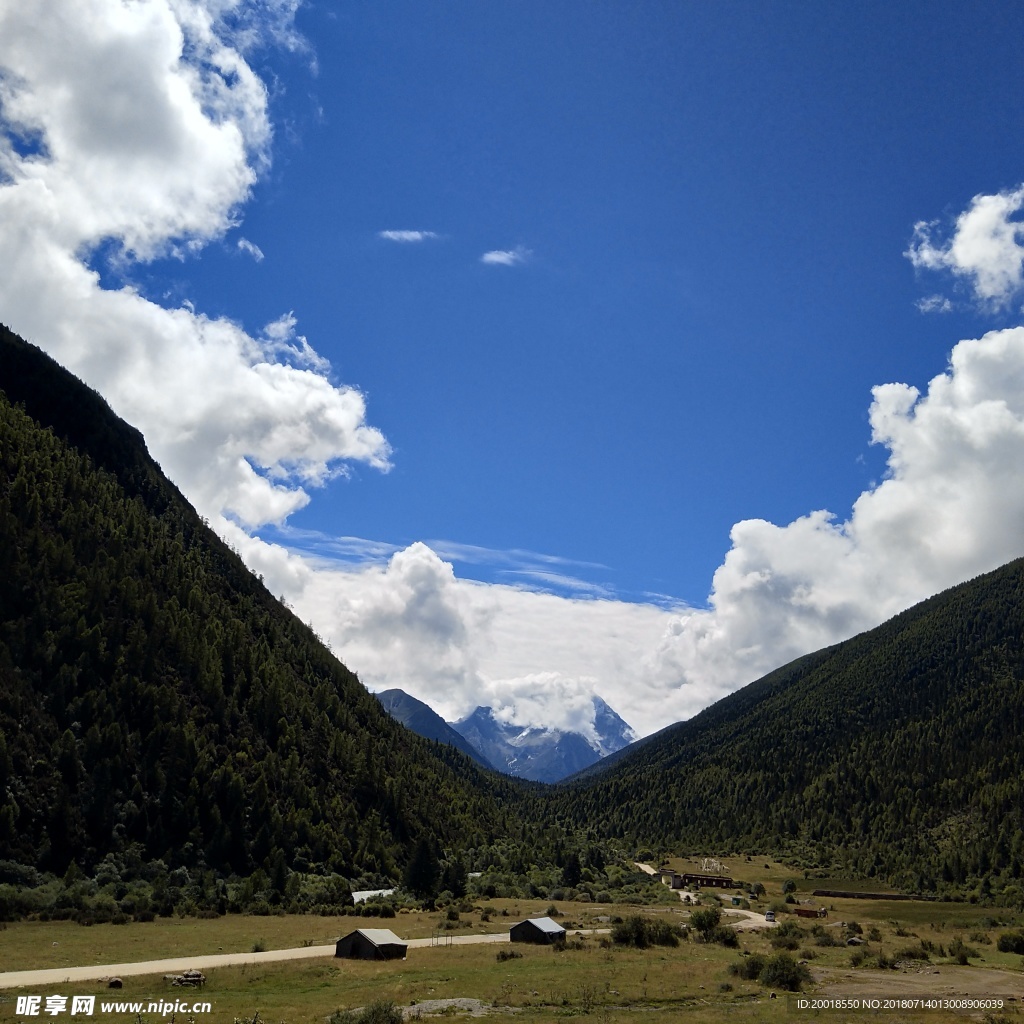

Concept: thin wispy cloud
[[480, 245, 530, 266], [378, 229, 439, 243], [236, 237, 264, 261], [497, 569, 615, 600], [429, 539, 607, 572], [263, 524, 402, 566], [915, 294, 952, 314]]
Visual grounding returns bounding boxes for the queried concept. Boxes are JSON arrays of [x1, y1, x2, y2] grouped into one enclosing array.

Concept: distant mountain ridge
[[8, 323, 1024, 901], [374, 689, 493, 769], [449, 696, 637, 783], [553, 556, 1024, 896]]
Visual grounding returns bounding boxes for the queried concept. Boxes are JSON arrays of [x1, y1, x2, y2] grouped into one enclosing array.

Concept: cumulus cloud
[[6, 1, 1024, 746], [250, 537, 670, 738], [0, 0, 389, 529], [906, 186, 1024, 308], [250, 318, 1024, 739], [480, 245, 530, 266], [644, 324, 1024, 719], [378, 229, 439, 243]]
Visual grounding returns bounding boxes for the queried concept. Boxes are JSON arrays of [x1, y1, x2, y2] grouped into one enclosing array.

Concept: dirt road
[[0, 929, 610, 990]]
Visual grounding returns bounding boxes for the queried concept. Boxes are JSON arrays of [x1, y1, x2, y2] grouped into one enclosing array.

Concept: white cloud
[[916, 294, 952, 314], [906, 186, 1024, 308], [378, 229, 439, 243], [643, 324, 1024, 719], [252, 538, 670, 737], [480, 245, 530, 266], [236, 236, 264, 261], [6, 3, 1024, 748], [0, 0, 390, 530], [248, 319, 1024, 740]]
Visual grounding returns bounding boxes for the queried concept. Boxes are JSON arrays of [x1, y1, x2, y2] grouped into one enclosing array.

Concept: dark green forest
[[0, 325, 548, 912], [555, 559, 1024, 904], [3, 323, 1024, 921]]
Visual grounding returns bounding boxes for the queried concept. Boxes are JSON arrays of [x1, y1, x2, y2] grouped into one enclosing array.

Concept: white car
[[764, 910, 776, 922]]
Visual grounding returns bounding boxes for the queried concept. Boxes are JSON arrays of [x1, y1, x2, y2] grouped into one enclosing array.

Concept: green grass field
[[2, 879, 1022, 1023]]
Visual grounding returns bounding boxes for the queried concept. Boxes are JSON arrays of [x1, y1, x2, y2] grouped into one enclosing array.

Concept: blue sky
[[149, 1, 1024, 599], [5, 1, 1024, 736]]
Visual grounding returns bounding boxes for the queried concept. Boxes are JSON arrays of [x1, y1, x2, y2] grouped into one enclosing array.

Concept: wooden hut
[[335, 928, 408, 960], [509, 917, 566, 944]]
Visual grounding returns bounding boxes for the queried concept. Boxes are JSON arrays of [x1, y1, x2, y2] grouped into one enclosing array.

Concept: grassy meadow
[[2, 879, 1023, 1023]]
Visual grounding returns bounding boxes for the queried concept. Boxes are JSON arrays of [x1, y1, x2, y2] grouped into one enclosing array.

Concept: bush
[[728, 953, 766, 981], [495, 949, 522, 962], [611, 914, 683, 948], [997, 931, 1024, 954], [612, 915, 650, 948], [759, 952, 811, 991], [328, 1001, 404, 1024], [770, 919, 804, 950], [948, 936, 978, 965], [895, 943, 931, 962], [690, 907, 721, 938]]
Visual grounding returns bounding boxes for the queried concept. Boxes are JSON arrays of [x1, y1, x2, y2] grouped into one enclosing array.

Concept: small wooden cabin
[[510, 917, 566, 944], [335, 928, 408, 960]]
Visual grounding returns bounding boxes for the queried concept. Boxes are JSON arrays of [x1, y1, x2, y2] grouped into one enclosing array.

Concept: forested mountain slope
[[0, 325, 519, 885], [555, 559, 1024, 899], [376, 688, 492, 768]]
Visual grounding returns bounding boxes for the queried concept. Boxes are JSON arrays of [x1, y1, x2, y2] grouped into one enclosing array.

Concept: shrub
[[328, 1001, 404, 1024], [770, 919, 804, 950], [759, 952, 811, 991], [709, 925, 738, 947], [495, 949, 522, 962], [948, 936, 978, 965], [690, 907, 721, 938], [895, 943, 931, 962], [612, 915, 649, 948], [997, 931, 1024, 954], [611, 914, 682, 948], [728, 953, 766, 981]]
